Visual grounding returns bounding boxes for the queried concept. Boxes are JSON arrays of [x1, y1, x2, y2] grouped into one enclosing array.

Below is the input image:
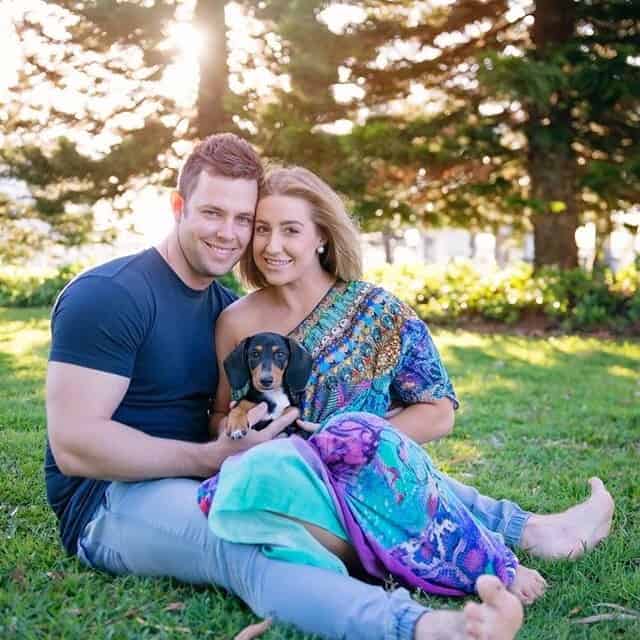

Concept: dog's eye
[[250, 350, 260, 359], [274, 351, 287, 363]]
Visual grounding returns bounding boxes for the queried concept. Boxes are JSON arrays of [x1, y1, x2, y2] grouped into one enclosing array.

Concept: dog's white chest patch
[[263, 389, 291, 420]]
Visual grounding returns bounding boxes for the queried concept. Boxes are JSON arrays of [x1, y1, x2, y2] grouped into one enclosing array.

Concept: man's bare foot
[[465, 576, 524, 640], [414, 610, 467, 640], [508, 565, 547, 605], [519, 477, 614, 560], [414, 576, 523, 640]]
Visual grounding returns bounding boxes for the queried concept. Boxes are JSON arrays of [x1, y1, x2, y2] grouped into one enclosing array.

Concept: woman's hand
[[384, 405, 404, 419], [296, 419, 320, 434]]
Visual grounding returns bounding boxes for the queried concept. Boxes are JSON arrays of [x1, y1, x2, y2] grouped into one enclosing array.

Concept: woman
[[201, 167, 613, 604]]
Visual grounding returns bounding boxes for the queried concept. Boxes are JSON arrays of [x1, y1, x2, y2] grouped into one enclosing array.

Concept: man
[[45, 133, 522, 640]]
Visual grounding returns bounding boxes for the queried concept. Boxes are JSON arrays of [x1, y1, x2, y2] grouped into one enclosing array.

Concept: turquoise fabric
[[208, 438, 349, 573]]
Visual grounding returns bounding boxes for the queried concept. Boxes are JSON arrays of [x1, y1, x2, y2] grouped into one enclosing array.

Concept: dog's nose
[[260, 376, 274, 387]]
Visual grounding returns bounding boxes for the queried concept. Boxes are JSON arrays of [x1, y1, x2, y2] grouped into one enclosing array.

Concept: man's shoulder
[[60, 250, 156, 298], [52, 249, 160, 323], [211, 279, 240, 310], [49, 251, 160, 373], [75, 249, 156, 286]]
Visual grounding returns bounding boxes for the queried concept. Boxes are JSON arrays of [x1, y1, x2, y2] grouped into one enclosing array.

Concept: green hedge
[[0, 264, 85, 308], [2, 260, 638, 334], [0, 265, 244, 307], [365, 260, 640, 334]]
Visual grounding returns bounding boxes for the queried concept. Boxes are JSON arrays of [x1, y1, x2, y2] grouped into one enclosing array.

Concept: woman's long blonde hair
[[240, 166, 363, 289]]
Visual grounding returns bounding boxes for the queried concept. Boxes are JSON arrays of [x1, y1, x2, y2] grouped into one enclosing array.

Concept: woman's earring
[[317, 245, 325, 254]]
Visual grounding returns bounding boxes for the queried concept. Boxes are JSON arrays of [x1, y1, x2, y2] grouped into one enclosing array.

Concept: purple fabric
[[294, 412, 518, 597]]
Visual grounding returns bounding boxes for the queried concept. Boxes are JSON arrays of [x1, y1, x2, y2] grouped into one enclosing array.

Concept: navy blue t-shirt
[[45, 248, 237, 554]]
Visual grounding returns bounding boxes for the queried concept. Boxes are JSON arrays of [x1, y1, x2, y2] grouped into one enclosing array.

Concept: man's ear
[[170, 191, 184, 223], [223, 338, 251, 393], [284, 338, 312, 397]]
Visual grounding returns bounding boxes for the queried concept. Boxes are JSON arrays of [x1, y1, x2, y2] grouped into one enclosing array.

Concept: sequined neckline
[[288, 279, 349, 340]]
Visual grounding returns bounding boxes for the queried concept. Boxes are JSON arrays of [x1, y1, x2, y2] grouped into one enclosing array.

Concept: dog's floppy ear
[[223, 337, 251, 393], [284, 337, 312, 398]]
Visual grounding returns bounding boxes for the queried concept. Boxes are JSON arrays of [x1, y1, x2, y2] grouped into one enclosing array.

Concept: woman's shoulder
[[217, 290, 267, 333], [351, 280, 417, 318]]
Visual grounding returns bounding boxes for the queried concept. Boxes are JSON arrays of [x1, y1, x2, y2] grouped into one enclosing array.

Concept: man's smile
[[203, 240, 237, 256]]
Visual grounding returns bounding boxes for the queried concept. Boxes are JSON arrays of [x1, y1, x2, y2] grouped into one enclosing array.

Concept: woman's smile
[[263, 256, 293, 268]]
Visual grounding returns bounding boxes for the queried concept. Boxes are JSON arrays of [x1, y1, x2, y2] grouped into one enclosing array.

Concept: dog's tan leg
[[226, 400, 257, 439]]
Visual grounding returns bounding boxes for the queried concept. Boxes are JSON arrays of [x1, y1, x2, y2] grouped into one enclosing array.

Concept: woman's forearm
[[387, 399, 455, 444]]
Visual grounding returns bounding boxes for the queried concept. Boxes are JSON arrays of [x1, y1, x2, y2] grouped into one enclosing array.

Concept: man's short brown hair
[[177, 133, 263, 200]]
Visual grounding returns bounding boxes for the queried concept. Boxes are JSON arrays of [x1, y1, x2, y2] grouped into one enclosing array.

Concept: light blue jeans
[[77, 476, 531, 640], [77, 478, 426, 640], [443, 473, 531, 548]]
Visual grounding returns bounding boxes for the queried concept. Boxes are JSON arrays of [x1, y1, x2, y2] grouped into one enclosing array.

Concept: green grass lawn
[[1, 306, 639, 639]]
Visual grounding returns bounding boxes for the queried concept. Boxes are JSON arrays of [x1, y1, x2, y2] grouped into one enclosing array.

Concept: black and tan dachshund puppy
[[223, 332, 312, 440]]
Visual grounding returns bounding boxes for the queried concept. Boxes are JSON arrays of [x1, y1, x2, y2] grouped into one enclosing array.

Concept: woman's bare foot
[[414, 576, 523, 640], [519, 477, 614, 560], [508, 565, 547, 605]]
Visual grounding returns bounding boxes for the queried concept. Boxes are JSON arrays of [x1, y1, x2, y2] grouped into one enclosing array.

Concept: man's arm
[[46, 361, 224, 480], [47, 361, 298, 481]]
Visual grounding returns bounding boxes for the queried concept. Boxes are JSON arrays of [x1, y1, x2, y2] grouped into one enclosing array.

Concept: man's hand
[[218, 405, 300, 449], [202, 404, 300, 477]]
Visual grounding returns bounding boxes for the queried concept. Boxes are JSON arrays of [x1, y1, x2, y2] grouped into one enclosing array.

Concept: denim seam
[[390, 596, 428, 640], [503, 509, 532, 547]]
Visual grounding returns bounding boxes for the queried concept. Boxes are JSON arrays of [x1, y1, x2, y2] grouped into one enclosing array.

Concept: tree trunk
[[528, 127, 579, 269], [494, 226, 509, 268], [195, 0, 231, 137], [382, 228, 394, 264], [528, 0, 579, 270], [469, 231, 477, 260]]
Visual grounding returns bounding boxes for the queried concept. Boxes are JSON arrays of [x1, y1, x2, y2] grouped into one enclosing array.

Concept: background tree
[[0, 2, 169, 254], [246, 0, 640, 268], [0, 0, 234, 262], [2, 1, 638, 268]]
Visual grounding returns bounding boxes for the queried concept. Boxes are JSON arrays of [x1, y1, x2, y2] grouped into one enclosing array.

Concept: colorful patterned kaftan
[[199, 281, 518, 595]]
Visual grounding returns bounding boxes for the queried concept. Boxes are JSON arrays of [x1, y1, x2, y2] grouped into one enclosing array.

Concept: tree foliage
[[1, 1, 638, 268], [0, 1, 185, 259], [246, 0, 640, 267]]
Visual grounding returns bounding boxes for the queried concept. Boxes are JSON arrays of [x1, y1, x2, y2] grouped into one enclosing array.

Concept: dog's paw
[[226, 408, 250, 440]]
